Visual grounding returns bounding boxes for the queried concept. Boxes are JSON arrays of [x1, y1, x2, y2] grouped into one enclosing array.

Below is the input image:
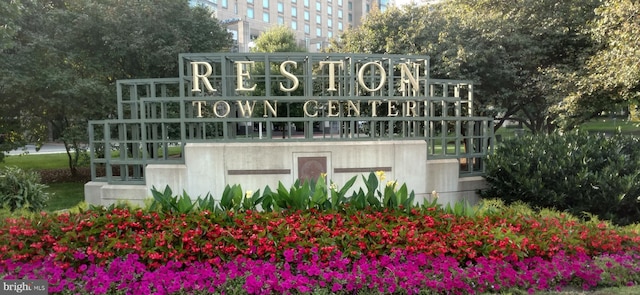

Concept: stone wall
[[85, 141, 487, 207]]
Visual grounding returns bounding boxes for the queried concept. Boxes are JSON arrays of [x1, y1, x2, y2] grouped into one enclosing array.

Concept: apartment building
[[189, 0, 389, 52]]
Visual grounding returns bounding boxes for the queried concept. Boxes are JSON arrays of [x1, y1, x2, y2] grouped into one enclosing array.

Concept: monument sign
[[85, 53, 494, 206]]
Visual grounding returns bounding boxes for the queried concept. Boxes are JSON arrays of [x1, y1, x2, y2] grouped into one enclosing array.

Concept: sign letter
[[399, 63, 420, 94], [279, 61, 300, 92], [191, 62, 216, 93], [319, 61, 344, 91], [235, 61, 257, 92], [358, 62, 386, 92]]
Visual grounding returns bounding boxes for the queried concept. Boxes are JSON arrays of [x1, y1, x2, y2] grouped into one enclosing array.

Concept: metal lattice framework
[[88, 53, 494, 184]]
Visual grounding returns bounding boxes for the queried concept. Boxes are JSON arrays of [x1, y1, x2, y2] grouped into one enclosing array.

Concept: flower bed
[[2, 250, 640, 294], [2, 204, 640, 294]]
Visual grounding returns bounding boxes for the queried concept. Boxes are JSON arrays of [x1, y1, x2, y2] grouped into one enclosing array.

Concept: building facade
[[189, 0, 388, 52]]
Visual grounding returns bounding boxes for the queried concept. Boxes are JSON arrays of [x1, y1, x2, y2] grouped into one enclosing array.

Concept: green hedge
[[482, 130, 640, 225]]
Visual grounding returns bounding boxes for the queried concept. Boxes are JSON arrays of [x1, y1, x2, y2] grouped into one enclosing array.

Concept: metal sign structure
[[87, 53, 494, 184]]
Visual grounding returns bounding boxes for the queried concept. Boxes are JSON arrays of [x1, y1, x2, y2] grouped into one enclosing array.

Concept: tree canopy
[[333, 0, 612, 133], [0, 0, 232, 170], [251, 25, 306, 53], [555, 0, 640, 127]]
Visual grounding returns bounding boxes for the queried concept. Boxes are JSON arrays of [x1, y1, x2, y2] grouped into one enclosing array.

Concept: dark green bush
[[482, 130, 640, 225], [0, 166, 49, 212]]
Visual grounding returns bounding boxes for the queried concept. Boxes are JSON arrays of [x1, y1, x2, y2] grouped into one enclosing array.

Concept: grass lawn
[[495, 117, 640, 140], [579, 117, 640, 133], [45, 182, 85, 212], [0, 153, 74, 170]]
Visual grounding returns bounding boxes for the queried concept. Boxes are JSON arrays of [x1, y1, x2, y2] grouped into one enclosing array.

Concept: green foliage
[[334, 0, 601, 132], [0, 0, 232, 175], [0, 166, 49, 212], [251, 25, 306, 53], [442, 200, 477, 218], [559, 0, 640, 124], [149, 172, 424, 215], [347, 172, 415, 212], [483, 130, 640, 225], [150, 185, 199, 214]]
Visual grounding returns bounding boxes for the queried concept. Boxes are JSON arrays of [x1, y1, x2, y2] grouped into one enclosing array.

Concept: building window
[[328, 31, 333, 38], [291, 20, 297, 30], [248, 0, 253, 3], [304, 0, 309, 7], [248, 8, 254, 18], [222, 0, 227, 8], [338, 10, 342, 18], [316, 28, 322, 37], [304, 24, 310, 34], [304, 10, 309, 20], [328, 19, 332, 27], [316, 1, 321, 11], [316, 15, 321, 24], [263, 0, 269, 8], [292, 0, 296, 2], [338, 21, 343, 30], [292, 7, 297, 17], [328, 6, 332, 15], [366, 4, 369, 12], [278, 2, 284, 13], [348, 13, 352, 22], [278, 16, 284, 24], [263, 12, 269, 22], [338, 0, 342, 6], [348, 1, 352, 10]]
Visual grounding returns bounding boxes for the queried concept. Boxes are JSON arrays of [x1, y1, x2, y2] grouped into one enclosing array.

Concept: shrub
[[0, 166, 49, 212], [482, 130, 640, 225]]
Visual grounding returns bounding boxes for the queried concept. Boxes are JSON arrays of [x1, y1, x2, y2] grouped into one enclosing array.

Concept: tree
[[0, 0, 232, 173], [333, 0, 601, 133], [249, 26, 306, 130], [251, 26, 306, 53], [0, 0, 20, 50], [555, 0, 640, 127]]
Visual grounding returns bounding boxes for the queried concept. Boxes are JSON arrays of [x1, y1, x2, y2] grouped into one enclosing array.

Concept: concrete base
[[84, 182, 148, 207], [85, 141, 487, 207]]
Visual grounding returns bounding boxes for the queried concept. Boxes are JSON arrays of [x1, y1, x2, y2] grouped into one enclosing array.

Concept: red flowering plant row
[[1, 202, 640, 270]]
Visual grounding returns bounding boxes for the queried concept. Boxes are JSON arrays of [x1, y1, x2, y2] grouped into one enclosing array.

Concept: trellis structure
[[88, 53, 494, 185]]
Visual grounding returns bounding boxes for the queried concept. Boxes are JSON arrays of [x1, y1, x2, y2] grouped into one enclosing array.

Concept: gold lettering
[[327, 100, 340, 117], [236, 100, 256, 117], [213, 101, 231, 117], [235, 61, 257, 92], [279, 61, 300, 92], [399, 63, 420, 94], [368, 100, 382, 117], [357, 62, 386, 92], [388, 100, 399, 117], [319, 61, 344, 91], [191, 62, 216, 93], [346, 100, 360, 117], [405, 101, 417, 117], [263, 100, 277, 117], [303, 100, 319, 117], [192, 101, 207, 118]]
